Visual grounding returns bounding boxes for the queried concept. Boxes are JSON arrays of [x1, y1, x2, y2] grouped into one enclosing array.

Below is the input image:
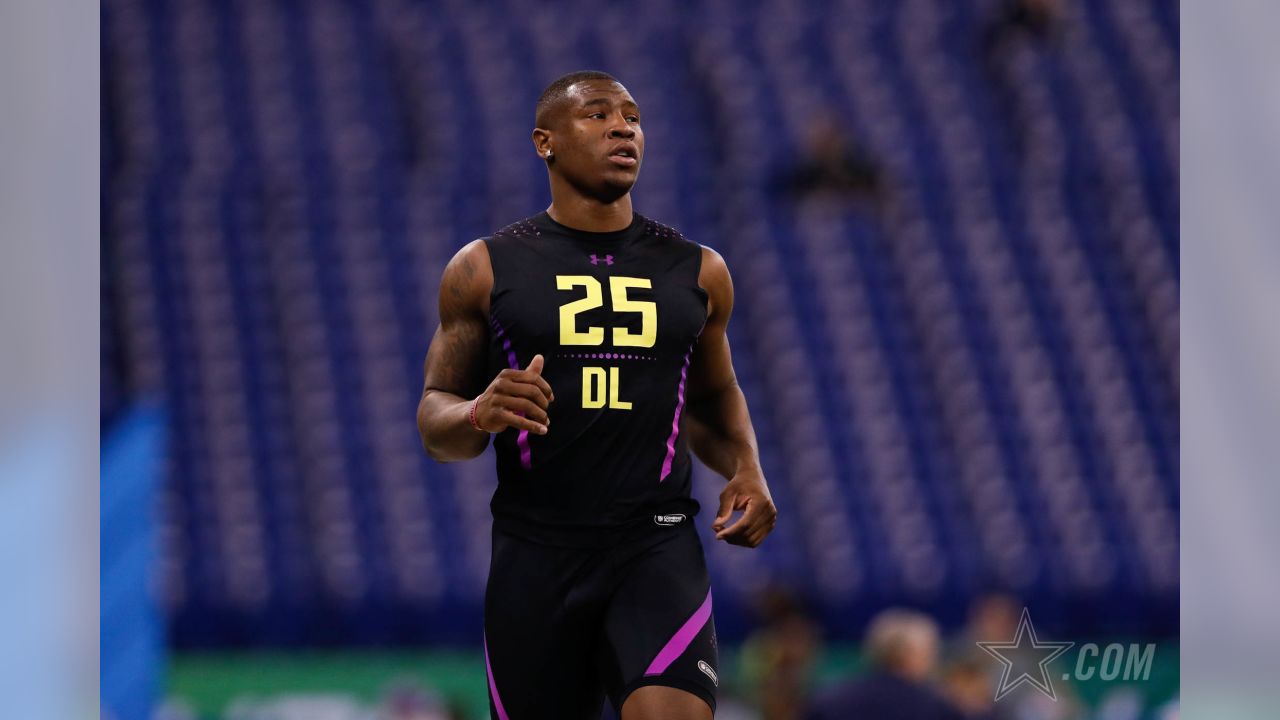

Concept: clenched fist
[[472, 354, 555, 435]]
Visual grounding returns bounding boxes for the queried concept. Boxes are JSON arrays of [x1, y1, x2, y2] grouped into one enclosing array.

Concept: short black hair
[[535, 70, 620, 128]]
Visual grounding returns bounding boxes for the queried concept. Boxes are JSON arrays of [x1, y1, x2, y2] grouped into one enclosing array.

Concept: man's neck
[[545, 193, 634, 233]]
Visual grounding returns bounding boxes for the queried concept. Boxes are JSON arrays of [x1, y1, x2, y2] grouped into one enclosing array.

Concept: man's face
[[541, 80, 645, 201]]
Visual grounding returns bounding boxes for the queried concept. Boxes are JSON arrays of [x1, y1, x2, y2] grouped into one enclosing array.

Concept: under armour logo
[[589, 254, 614, 266]]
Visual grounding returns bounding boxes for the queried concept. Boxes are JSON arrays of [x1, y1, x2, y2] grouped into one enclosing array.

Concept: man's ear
[[532, 128, 553, 160]]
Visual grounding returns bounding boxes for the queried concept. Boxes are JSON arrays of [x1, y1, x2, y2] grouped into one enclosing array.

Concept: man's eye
[[627, 116, 640, 123], [590, 113, 605, 119]]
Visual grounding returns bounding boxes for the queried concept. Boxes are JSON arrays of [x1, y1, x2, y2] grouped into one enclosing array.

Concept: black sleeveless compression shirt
[[482, 211, 709, 546]]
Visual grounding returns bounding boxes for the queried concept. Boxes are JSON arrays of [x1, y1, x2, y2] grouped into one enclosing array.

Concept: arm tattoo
[[423, 318, 487, 399], [424, 242, 490, 400], [446, 253, 477, 303]]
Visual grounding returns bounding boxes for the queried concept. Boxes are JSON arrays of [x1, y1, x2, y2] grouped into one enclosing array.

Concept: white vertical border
[[1183, 1, 1280, 716], [0, 1, 99, 718]]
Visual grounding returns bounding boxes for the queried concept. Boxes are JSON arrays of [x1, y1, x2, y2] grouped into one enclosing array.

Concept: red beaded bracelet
[[468, 397, 485, 432]]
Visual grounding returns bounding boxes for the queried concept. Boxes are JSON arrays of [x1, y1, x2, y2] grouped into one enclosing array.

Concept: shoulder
[[697, 243, 733, 319], [697, 244, 730, 284], [439, 238, 493, 316], [694, 243, 733, 324], [445, 238, 492, 278]]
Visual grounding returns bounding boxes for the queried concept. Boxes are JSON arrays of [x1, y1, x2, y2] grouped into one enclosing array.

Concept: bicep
[[422, 240, 492, 398], [686, 246, 737, 404]]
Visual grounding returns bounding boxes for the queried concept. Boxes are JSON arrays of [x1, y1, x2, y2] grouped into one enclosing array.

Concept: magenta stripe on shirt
[[659, 345, 694, 482], [484, 634, 511, 720], [645, 589, 714, 676], [489, 316, 532, 469]]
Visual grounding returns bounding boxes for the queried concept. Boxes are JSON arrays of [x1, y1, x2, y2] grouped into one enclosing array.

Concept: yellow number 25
[[556, 275, 657, 348]]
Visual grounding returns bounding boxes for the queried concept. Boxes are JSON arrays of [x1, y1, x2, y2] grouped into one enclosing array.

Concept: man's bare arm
[[684, 246, 777, 547], [417, 240, 555, 463], [418, 240, 494, 461], [684, 251, 760, 480]]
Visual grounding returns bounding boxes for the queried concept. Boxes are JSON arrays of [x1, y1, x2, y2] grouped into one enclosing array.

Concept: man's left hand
[[712, 468, 777, 548]]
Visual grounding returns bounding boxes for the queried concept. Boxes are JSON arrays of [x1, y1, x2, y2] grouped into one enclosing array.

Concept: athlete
[[417, 71, 777, 720]]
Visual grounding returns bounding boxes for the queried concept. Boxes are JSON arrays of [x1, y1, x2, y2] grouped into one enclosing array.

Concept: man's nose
[[608, 120, 635, 139]]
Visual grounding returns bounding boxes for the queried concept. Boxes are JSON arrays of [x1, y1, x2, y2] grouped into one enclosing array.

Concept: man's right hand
[[472, 354, 555, 435]]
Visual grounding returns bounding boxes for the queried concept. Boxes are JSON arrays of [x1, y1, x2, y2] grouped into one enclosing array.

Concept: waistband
[[492, 498, 700, 548]]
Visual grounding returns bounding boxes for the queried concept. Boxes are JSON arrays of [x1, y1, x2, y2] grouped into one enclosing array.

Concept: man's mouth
[[607, 143, 639, 168]]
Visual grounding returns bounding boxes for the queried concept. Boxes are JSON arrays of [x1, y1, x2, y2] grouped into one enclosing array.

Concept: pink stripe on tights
[[645, 589, 713, 676]]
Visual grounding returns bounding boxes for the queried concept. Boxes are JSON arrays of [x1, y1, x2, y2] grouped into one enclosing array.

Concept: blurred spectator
[[953, 595, 1022, 711], [804, 609, 964, 720], [978, 0, 1063, 151], [740, 587, 821, 720], [772, 114, 885, 208], [940, 657, 1005, 720], [981, 0, 1061, 51], [958, 595, 1083, 720], [960, 594, 1021, 651]]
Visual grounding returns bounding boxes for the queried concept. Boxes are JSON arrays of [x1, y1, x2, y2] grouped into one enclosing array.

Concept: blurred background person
[[805, 609, 963, 720], [771, 113, 886, 210], [956, 594, 1084, 720], [956, 594, 1021, 665], [739, 587, 821, 720], [979, 0, 1064, 152], [982, 0, 1062, 52], [940, 657, 1004, 720]]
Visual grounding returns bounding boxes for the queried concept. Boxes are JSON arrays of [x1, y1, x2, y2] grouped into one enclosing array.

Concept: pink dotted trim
[[556, 352, 657, 360]]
